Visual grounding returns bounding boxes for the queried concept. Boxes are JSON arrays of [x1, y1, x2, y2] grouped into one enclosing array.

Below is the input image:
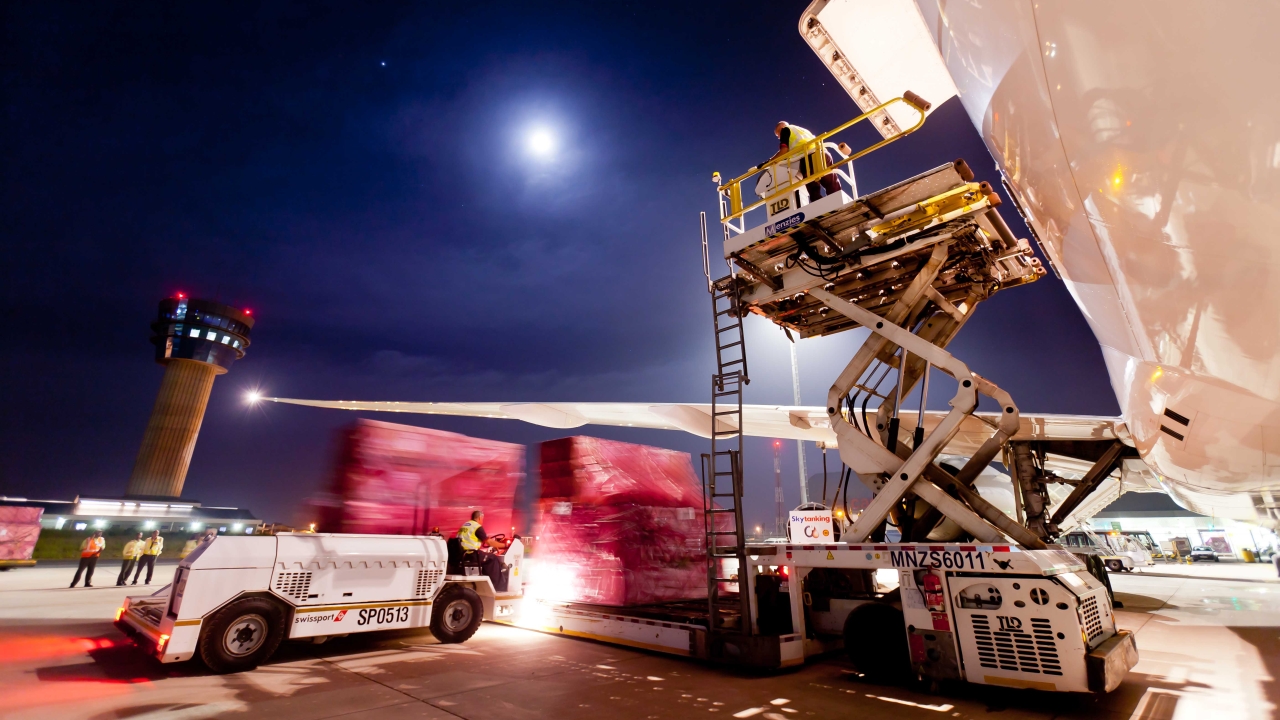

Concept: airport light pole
[[790, 341, 809, 504], [773, 440, 784, 536]]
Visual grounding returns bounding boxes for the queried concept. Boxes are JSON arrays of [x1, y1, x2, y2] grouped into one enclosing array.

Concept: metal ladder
[[702, 274, 751, 633]]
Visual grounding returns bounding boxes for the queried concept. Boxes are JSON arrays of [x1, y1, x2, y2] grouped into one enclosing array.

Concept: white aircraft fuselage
[[907, 0, 1280, 523]]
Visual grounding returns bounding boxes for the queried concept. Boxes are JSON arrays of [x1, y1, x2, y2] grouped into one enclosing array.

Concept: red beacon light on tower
[[243, 308, 252, 316], [175, 292, 185, 299]]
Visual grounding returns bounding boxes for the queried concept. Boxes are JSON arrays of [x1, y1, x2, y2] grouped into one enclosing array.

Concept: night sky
[[1, 1, 1117, 530]]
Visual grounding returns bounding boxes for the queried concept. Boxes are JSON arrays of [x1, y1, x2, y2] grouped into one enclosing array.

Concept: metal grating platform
[[722, 160, 1045, 339]]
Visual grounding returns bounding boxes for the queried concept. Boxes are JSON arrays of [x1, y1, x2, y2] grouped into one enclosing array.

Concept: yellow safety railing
[[713, 92, 930, 229]]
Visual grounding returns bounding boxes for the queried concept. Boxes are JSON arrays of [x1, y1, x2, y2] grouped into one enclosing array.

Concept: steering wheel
[[489, 534, 509, 554]]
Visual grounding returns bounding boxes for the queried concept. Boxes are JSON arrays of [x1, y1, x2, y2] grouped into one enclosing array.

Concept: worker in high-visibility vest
[[456, 510, 506, 591], [132, 530, 165, 585], [768, 121, 841, 204], [178, 533, 200, 560], [116, 532, 144, 586], [69, 530, 105, 588]]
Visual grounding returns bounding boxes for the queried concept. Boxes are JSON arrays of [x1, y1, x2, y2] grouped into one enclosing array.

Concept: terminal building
[[0, 495, 262, 535]]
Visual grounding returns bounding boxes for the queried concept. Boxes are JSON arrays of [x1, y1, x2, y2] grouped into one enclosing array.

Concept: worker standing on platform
[[69, 530, 105, 588], [457, 510, 505, 590], [770, 121, 840, 203], [132, 530, 164, 585], [116, 532, 144, 586]]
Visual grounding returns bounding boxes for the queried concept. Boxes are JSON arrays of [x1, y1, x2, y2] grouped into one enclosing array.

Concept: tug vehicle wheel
[[198, 596, 286, 673], [844, 602, 909, 682], [430, 585, 483, 643], [1105, 559, 1123, 572]]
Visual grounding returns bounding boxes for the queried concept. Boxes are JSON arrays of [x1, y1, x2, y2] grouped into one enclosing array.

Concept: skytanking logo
[[765, 212, 804, 237]]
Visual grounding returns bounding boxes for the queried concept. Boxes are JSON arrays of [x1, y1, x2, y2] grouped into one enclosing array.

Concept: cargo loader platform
[[688, 92, 1134, 691]]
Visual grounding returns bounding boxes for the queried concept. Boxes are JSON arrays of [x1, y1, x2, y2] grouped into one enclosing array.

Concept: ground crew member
[[69, 530, 105, 588], [178, 533, 200, 560], [116, 532, 144, 586], [132, 530, 164, 585], [457, 510, 505, 591], [769, 121, 840, 203]]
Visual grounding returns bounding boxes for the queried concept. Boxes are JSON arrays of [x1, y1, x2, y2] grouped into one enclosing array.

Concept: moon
[[528, 128, 555, 156]]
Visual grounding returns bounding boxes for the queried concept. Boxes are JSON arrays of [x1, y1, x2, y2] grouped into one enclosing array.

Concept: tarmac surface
[[2, 560, 1278, 719]]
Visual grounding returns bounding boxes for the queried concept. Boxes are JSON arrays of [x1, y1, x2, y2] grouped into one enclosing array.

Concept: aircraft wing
[[264, 396, 1126, 458], [266, 396, 1157, 530]]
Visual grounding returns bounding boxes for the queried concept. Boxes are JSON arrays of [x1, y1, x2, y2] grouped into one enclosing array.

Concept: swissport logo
[[765, 212, 804, 237], [334, 610, 348, 622]]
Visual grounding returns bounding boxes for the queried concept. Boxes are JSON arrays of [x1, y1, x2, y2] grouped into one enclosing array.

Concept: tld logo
[[996, 615, 1023, 631]]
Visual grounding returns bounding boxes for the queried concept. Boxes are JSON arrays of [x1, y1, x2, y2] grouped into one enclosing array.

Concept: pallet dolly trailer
[[114, 532, 526, 673]]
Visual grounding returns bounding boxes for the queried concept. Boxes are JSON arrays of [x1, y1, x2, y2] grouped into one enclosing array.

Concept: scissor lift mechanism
[[719, 155, 1050, 548]]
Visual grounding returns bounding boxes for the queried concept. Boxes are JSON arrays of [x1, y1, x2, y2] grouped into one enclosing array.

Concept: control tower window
[[220, 335, 230, 344], [205, 331, 216, 341], [189, 328, 200, 338]]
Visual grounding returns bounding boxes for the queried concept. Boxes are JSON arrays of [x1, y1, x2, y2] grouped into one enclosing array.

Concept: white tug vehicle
[[117, 93, 1137, 694], [115, 532, 524, 673]]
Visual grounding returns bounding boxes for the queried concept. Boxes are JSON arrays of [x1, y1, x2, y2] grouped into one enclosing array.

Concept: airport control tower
[[125, 294, 255, 498]]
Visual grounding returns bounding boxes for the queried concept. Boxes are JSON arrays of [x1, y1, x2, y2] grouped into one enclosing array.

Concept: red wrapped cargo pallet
[[0, 506, 44, 562], [322, 420, 522, 537], [535, 436, 712, 606]]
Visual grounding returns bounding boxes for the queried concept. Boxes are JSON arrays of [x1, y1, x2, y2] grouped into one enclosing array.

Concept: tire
[[430, 586, 483, 644], [198, 596, 286, 673], [844, 602, 909, 683], [1105, 559, 1123, 572]]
